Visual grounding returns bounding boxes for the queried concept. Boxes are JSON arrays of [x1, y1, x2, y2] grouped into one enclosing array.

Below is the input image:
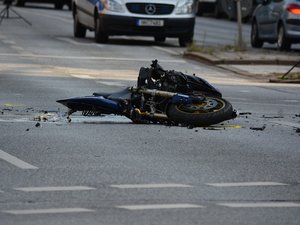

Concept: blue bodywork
[[57, 96, 123, 114]]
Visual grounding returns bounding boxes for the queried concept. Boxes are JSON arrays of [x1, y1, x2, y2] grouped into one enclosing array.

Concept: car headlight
[[102, 0, 124, 12], [175, 0, 196, 15]]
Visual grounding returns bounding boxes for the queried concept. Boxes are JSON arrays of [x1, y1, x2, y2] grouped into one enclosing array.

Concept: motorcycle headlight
[[103, 0, 124, 12], [175, 0, 196, 15]]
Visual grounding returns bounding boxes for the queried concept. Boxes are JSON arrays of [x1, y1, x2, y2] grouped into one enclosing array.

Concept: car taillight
[[287, 4, 300, 14]]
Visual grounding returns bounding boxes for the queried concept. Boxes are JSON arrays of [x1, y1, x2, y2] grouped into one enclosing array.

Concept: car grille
[[126, 3, 174, 15]]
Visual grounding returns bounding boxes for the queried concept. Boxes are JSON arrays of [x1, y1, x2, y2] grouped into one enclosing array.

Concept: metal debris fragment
[[250, 125, 266, 131], [239, 112, 252, 115], [262, 115, 284, 118]]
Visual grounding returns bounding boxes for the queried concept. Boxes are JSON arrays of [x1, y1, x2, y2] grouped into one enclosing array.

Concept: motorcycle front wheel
[[167, 97, 234, 127]]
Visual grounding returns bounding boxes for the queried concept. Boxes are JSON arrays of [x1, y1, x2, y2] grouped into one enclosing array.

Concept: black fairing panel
[[185, 75, 222, 97]]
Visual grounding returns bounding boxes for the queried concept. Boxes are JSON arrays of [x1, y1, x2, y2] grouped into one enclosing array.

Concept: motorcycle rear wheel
[[167, 97, 234, 127]]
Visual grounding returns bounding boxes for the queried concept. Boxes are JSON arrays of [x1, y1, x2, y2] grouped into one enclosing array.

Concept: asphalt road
[[0, 4, 300, 225]]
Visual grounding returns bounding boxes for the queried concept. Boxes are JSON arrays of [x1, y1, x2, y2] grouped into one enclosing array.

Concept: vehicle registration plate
[[137, 19, 164, 27]]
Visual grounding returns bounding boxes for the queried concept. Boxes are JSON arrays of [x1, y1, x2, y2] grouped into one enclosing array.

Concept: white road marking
[[0, 149, 38, 170], [70, 74, 96, 79], [282, 100, 299, 103], [10, 46, 24, 51], [271, 121, 300, 129], [2, 40, 16, 44], [2, 208, 95, 215], [96, 81, 126, 87], [152, 46, 181, 55], [218, 202, 300, 208], [206, 182, 288, 187], [0, 53, 186, 63], [56, 37, 104, 47], [14, 186, 96, 192], [116, 204, 204, 210], [111, 184, 193, 189]]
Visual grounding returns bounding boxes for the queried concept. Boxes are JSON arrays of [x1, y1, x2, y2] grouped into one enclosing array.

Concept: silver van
[[72, 0, 197, 46]]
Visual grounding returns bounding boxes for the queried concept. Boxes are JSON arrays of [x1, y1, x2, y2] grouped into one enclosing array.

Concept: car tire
[[251, 20, 263, 48], [16, 0, 25, 7], [154, 36, 166, 42], [277, 24, 291, 51], [94, 15, 108, 43], [55, 3, 64, 10], [73, 9, 86, 38], [179, 35, 193, 47]]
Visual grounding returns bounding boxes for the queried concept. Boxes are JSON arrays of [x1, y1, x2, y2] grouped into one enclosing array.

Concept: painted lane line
[[0, 53, 186, 63], [2, 208, 95, 215], [116, 204, 204, 210], [0, 149, 38, 170], [218, 202, 300, 208], [14, 186, 96, 192], [111, 184, 193, 189], [56, 37, 104, 47], [271, 121, 300, 129], [206, 182, 288, 187], [152, 46, 180, 55]]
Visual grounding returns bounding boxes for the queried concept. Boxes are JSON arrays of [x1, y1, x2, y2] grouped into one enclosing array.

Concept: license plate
[[137, 19, 164, 27]]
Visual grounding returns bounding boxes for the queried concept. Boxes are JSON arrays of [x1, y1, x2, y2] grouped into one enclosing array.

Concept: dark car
[[16, 0, 71, 9], [251, 0, 300, 50]]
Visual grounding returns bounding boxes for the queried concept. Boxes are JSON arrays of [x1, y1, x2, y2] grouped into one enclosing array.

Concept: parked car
[[251, 0, 300, 50], [16, 0, 71, 10], [72, 0, 197, 46]]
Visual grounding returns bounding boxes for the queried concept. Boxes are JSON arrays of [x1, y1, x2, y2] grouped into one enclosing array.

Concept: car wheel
[[214, 0, 223, 18], [94, 15, 108, 43], [73, 9, 86, 38], [154, 36, 166, 42], [16, 0, 25, 7], [251, 21, 263, 48], [179, 35, 193, 47], [55, 3, 64, 10], [277, 24, 291, 51]]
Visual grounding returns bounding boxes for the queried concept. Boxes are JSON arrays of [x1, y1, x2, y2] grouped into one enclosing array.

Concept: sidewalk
[[184, 47, 300, 83]]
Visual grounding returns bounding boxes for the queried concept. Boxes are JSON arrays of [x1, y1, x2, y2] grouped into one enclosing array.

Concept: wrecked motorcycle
[[57, 60, 236, 127]]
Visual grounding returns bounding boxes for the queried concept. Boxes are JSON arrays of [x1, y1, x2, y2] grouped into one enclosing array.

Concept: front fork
[[130, 88, 206, 121]]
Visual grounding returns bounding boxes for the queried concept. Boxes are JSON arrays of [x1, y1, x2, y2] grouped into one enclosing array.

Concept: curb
[[184, 52, 300, 84], [184, 52, 300, 66]]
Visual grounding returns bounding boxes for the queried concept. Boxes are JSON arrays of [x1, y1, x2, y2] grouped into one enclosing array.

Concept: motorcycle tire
[[167, 97, 234, 127]]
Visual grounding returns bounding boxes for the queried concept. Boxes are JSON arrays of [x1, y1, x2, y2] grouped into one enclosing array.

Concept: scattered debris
[[239, 112, 252, 115], [187, 125, 194, 129], [250, 125, 266, 131], [26, 128, 30, 131], [34, 111, 60, 122], [203, 127, 225, 130], [262, 115, 284, 118], [203, 125, 241, 130], [296, 128, 300, 133], [295, 114, 300, 117], [35, 122, 41, 128]]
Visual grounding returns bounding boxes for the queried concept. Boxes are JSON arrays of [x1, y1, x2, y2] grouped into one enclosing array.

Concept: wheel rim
[[277, 26, 284, 48], [251, 23, 256, 42], [176, 98, 226, 114]]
